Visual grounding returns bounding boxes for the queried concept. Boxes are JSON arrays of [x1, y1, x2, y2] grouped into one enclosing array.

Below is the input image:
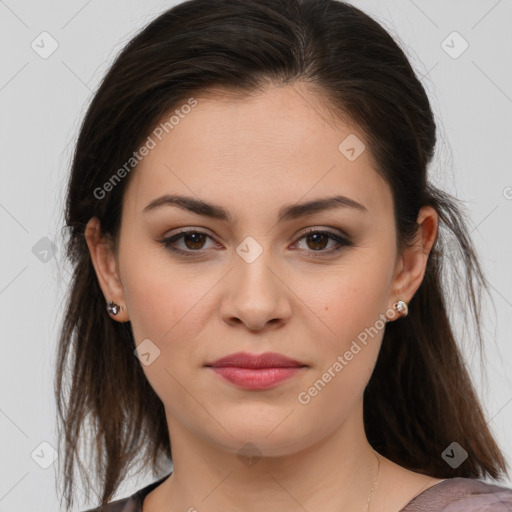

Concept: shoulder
[[81, 472, 173, 512], [401, 477, 512, 511]]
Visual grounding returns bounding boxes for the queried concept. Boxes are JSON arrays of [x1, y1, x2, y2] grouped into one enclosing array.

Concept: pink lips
[[205, 351, 307, 390]]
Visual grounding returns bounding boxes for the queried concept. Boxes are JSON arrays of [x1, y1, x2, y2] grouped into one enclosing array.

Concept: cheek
[[298, 279, 387, 422], [118, 232, 208, 339], [124, 265, 209, 346], [119, 254, 213, 414], [302, 251, 393, 396], [313, 253, 393, 343]]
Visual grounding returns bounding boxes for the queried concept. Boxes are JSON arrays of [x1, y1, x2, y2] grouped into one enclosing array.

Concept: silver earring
[[394, 300, 408, 317], [106, 300, 121, 316]]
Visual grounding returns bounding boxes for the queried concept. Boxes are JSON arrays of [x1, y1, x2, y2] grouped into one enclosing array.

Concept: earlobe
[[388, 206, 439, 316], [84, 217, 130, 322]]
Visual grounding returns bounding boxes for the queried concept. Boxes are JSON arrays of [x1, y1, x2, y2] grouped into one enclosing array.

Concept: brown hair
[[55, 0, 509, 508]]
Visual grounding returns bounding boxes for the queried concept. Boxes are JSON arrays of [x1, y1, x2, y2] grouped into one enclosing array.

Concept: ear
[[388, 206, 439, 320], [84, 217, 130, 322]]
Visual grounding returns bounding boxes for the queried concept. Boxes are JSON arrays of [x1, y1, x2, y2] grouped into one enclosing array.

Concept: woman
[[55, 0, 512, 510]]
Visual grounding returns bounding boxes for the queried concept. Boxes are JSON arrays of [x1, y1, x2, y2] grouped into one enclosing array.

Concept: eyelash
[[158, 228, 354, 258]]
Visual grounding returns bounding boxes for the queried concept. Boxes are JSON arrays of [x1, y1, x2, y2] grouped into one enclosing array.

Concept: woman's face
[[89, 83, 424, 457]]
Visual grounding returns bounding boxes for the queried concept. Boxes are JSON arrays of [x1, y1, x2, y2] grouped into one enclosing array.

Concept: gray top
[[83, 473, 512, 511]]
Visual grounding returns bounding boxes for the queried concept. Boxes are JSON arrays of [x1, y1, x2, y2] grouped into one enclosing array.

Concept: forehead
[[122, 83, 392, 222]]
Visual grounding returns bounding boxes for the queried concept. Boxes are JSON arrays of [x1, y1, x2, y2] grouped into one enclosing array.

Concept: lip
[[206, 351, 307, 369], [205, 351, 307, 390]]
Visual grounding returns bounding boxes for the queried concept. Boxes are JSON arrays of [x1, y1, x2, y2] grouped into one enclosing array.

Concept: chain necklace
[[365, 450, 381, 511]]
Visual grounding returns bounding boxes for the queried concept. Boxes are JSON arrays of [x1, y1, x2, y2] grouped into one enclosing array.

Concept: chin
[[205, 419, 315, 458]]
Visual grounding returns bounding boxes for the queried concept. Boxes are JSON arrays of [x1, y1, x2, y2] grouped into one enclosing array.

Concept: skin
[[85, 82, 442, 512]]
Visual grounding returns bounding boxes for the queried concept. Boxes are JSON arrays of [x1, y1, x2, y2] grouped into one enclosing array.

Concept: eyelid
[[295, 226, 351, 239]]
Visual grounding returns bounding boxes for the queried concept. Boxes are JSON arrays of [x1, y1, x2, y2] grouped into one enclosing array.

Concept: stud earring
[[394, 299, 408, 317], [106, 300, 122, 316]]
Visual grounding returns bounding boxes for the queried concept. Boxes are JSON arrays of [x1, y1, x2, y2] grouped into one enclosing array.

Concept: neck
[[149, 401, 384, 512]]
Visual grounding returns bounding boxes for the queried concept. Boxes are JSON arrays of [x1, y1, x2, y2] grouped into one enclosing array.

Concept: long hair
[[55, 0, 508, 508]]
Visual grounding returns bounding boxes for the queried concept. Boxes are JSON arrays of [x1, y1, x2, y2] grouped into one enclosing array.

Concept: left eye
[[159, 229, 353, 255], [294, 230, 351, 253]]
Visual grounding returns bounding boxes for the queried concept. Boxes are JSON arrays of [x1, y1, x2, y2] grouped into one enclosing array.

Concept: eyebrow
[[142, 193, 368, 222]]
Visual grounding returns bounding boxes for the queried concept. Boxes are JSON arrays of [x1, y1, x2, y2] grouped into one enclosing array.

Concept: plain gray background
[[0, 0, 511, 510]]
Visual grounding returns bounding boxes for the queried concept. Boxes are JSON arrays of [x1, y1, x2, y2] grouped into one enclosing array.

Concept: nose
[[219, 253, 292, 332]]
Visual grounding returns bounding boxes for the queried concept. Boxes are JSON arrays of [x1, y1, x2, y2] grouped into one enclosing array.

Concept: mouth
[[205, 351, 308, 390]]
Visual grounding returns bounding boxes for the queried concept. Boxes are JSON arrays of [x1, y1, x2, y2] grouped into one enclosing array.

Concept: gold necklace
[[365, 450, 381, 511]]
